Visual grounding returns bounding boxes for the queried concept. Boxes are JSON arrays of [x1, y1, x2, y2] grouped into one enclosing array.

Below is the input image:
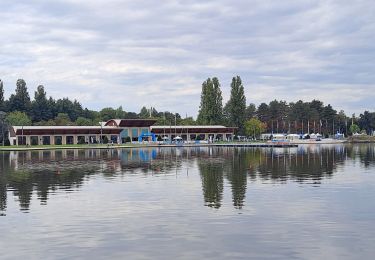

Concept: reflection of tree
[[0, 152, 11, 212], [0, 145, 374, 213], [357, 144, 375, 168], [198, 161, 224, 209], [224, 149, 248, 209]]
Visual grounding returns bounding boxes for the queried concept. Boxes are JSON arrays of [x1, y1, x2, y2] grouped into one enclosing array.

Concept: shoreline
[[0, 142, 297, 151], [0, 139, 374, 151]]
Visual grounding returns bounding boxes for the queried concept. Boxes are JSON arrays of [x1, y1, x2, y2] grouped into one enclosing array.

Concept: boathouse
[[8, 119, 236, 145]]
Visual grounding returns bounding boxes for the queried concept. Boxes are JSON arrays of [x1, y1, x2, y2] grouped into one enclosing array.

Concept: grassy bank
[[348, 136, 375, 143]]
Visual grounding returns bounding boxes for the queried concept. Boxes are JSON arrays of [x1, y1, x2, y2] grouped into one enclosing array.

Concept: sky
[[1, 0, 374, 118]]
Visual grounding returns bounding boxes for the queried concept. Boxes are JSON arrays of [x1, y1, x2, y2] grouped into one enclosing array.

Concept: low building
[[150, 125, 236, 141], [9, 119, 157, 146], [8, 119, 236, 145]]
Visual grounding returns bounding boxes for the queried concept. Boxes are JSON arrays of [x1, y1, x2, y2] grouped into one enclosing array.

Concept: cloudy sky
[[1, 0, 374, 117]]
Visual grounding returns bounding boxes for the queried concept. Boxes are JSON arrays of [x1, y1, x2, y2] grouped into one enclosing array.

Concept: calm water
[[1, 145, 375, 259]]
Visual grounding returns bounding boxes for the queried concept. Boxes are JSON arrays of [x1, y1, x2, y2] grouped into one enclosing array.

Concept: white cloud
[[0, 0, 374, 117]]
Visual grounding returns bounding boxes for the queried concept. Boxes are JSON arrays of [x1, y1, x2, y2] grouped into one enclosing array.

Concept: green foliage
[[125, 136, 131, 143], [245, 118, 266, 138], [8, 79, 31, 114], [358, 111, 375, 135], [55, 98, 83, 121], [139, 106, 150, 118], [6, 111, 32, 126], [54, 113, 73, 126], [246, 103, 256, 120], [224, 76, 246, 134], [0, 111, 8, 145], [0, 80, 4, 111], [349, 124, 360, 134], [197, 77, 223, 125], [180, 117, 196, 126], [75, 117, 92, 126], [31, 85, 53, 122], [256, 103, 270, 123], [100, 107, 117, 121]]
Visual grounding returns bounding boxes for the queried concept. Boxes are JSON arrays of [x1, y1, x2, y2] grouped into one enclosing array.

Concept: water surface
[[1, 145, 375, 259]]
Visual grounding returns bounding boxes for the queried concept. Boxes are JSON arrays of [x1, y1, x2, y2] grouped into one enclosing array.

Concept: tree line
[[196, 76, 375, 137], [0, 78, 196, 144], [0, 77, 374, 143]]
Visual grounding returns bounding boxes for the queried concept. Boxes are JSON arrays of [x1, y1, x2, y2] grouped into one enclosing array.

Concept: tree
[[139, 106, 150, 118], [54, 98, 84, 121], [6, 111, 32, 126], [0, 80, 4, 111], [245, 103, 256, 120], [245, 118, 266, 139], [224, 76, 246, 134], [268, 100, 288, 132], [349, 124, 360, 135], [197, 77, 223, 125], [75, 117, 92, 126], [358, 111, 375, 135], [8, 79, 31, 114], [180, 117, 196, 126], [115, 106, 127, 118], [100, 107, 117, 122], [54, 113, 73, 126], [0, 111, 7, 145], [31, 85, 52, 122], [256, 103, 270, 123]]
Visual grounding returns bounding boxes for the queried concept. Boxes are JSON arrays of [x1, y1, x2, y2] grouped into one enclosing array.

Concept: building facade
[[8, 119, 236, 146], [150, 125, 236, 141]]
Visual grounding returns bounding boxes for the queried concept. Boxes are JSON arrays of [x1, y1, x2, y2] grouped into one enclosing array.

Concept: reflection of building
[[8, 119, 236, 145]]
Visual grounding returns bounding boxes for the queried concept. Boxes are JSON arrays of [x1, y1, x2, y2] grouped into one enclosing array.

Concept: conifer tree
[[31, 85, 50, 122], [9, 79, 31, 114]]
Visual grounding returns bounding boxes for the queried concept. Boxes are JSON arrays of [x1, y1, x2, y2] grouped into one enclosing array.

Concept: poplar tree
[[197, 77, 223, 125], [224, 76, 246, 134]]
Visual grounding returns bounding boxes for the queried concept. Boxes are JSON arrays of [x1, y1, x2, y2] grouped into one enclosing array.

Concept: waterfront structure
[[8, 119, 236, 145], [150, 125, 236, 141], [8, 119, 157, 146]]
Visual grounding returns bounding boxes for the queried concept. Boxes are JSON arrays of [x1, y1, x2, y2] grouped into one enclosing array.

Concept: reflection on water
[[1, 144, 375, 259], [1, 144, 374, 213]]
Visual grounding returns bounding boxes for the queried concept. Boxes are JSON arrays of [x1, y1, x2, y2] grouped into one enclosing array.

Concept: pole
[[100, 123, 103, 144], [0, 111, 5, 146], [308, 120, 310, 134]]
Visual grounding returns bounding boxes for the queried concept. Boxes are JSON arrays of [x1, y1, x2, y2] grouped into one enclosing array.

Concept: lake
[[1, 144, 375, 259]]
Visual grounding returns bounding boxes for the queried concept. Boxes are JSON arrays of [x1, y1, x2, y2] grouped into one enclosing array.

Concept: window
[[132, 128, 138, 138], [54, 136, 62, 145]]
